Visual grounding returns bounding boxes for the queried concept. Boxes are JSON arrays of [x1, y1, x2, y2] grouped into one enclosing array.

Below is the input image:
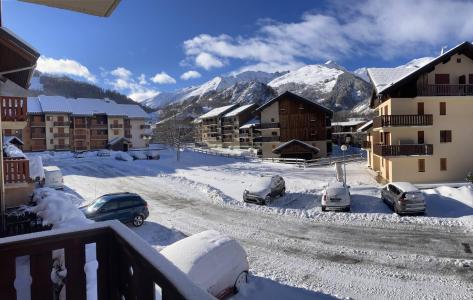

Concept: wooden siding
[[278, 96, 328, 142]]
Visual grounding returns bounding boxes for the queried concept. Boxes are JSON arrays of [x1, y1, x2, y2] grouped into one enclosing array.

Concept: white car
[[321, 182, 351, 212], [161, 230, 249, 299], [243, 175, 285, 205]]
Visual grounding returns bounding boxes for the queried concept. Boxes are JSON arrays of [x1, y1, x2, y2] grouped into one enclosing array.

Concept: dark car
[[80, 192, 149, 226]]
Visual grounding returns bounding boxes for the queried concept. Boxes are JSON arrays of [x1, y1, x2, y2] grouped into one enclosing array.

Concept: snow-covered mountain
[[142, 70, 285, 109]]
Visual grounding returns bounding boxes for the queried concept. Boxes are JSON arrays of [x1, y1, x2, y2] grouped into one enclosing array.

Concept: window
[[311, 129, 317, 136], [435, 74, 450, 84], [49, 128, 53, 133], [271, 131, 277, 136], [271, 118, 275, 122], [457, 58, 462, 63], [50, 139, 53, 144], [114, 130, 119, 135], [417, 102, 424, 115], [100, 201, 118, 212], [439, 102, 446, 115], [469, 74, 473, 84], [440, 130, 452, 143], [47, 116, 51, 121], [418, 159, 425, 172], [58, 116, 64, 122], [440, 158, 447, 171]]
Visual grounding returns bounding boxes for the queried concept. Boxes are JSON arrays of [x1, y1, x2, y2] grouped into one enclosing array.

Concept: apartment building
[[331, 119, 366, 147], [23, 96, 150, 152], [239, 118, 260, 149], [221, 104, 256, 148], [199, 104, 237, 147], [254, 91, 333, 159], [366, 41, 473, 183]]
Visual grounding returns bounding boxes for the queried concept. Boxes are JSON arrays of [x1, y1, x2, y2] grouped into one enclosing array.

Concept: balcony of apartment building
[[54, 144, 70, 151], [373, 114, 433, 129], [3, 157, 33, 207], [53, 132, 70, 138], [0, 220, 213, 300], [90, 121, 108, 129], [31, 141, 47, 152], [259, 122, 280, 129], [73, 118, 88, 129], [125, 129, 132, 138], [362, 140, 372, 149], [31, 130, 46, 140], [30, 116, 45, 127], [53, 120, 71, 127], [1, 96, 27, 123], [110, 123, 124, 129], [418, 84, 473, 96], [373, 143, 433, 157]]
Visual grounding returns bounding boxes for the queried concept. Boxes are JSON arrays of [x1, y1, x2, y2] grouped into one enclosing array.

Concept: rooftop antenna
[[440, 45, 448, 55]]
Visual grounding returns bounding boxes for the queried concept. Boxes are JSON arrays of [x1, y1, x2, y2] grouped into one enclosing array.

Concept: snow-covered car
[[43, 166, 64, 190], [161, 230, 249, 299], [321, 182, 351, 212], [129, 151, 147, 160], [97, 150, 111, 157], [381, 182, 426, 215], [146, 149, 160, 160], [73, 151, 87, 158], [243, 175, 285, 205]]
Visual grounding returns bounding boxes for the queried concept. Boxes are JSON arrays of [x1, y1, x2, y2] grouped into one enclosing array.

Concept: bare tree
[[154, 113, 194, 161]]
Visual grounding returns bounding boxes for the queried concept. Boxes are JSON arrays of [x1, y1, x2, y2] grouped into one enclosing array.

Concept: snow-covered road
[[43, 153, 473, 300]]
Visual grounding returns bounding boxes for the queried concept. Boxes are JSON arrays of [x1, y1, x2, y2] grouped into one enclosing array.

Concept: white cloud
[[138, 73, 147, 85], [37, 56, 96, 82], [183, 0, 473, 72], [195, 53, 225, 70], [180, 70, 202, 80], [111, 67, 132, 79], [151, 72, 176, 84]]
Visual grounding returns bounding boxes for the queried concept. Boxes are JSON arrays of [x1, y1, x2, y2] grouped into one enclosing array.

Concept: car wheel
[[234, 271, 248, 292], [321, 206, 326, 212], [132, 214, 144, 227], [344, 205, 351, 212]]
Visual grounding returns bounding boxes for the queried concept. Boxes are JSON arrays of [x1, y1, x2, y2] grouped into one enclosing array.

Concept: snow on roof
[[27, 96, 148, 119], [223, 104, 254, 117], [357, 120, 373, 132], [199, 104, 236, 119], [332, 120, 366, 127], [367, 68, 416, 94], [272, 139, 320, 154], [239, 117, 260, 129], [108, 136, 131, 145], [3, 135, 24, 146]]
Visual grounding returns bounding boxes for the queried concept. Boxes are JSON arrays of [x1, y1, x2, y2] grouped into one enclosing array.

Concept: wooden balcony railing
[[362, 140, 372, 149], [53, 121, 71, 127], [1, 96, 27, 122], [30, 122, 45, 127], [3, 158, 30, 184], [0, 221, 214, 300], [31, 132, 46, 139], [259, 122, 279, 129], [110, 124, 123, 129], [74, 135, 87, 140], [418, 84, 473, 96], [74, 146, 88, 151], [54, 145, 69, 150], [373, 115, 433, 128], [90, 123, 108, 129], [54, 133, 70, 138], [373, 144, 433, 157], [74, 123, 88, 129]]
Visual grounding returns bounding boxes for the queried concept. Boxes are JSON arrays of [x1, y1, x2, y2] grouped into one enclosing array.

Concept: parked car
[[321, 182, 351, 212], [243, 175, 285, 205], [80, 192, 149, 226], [73, 151, 87, 158], [381, 182, 426, 215], [42, 166, 63, 190], [160, 230, 249, 299]]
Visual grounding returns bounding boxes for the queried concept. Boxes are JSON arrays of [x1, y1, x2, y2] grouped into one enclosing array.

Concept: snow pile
[[4, 143, 26, 158], [130, 151, 147, 160], [27, 188, 97, 300], [114, 151, 133, 161], [28, 155, 45, 181]]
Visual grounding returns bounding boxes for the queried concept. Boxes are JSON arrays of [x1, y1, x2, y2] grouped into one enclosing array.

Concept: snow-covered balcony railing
[[3, 157, 30, 184], [373, 144, 433, 157], [373, 115, 433, 128], [418, 84, 473, 96], [1, 96, 27, 122], [0, 220, 214, 300], [259, 122, 280, 129]]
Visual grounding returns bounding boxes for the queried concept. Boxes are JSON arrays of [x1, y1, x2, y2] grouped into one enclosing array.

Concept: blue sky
[[4, 0, 473, 101]]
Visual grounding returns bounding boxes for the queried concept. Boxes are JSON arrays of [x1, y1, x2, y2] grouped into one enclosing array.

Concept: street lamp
[[341, 144, 348, 186]]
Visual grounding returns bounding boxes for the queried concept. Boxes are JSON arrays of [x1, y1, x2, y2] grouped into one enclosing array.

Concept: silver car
[[243, 175, 286, 205], [381, 182, 426, 215]]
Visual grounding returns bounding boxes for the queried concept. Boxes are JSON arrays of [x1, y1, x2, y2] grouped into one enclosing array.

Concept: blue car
[[81, 192, 149, 227]]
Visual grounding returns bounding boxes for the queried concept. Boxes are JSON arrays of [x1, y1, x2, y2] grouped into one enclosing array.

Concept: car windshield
[[89, 197, 108, 211], [328, 188, 347, 197]]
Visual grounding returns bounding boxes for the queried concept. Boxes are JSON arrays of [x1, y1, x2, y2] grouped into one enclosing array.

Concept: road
[[57, 157, 473, 300]]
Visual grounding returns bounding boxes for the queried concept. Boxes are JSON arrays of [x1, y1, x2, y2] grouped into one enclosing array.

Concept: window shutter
[[439, 102, 446, 115], [418, 159, 425, 172], [440, 158, 447, 171]]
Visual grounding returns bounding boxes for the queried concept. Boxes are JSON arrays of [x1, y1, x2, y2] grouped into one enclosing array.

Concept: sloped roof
[[239, 117, 260, 129], [199, 104, 237, 119], [223, 104, 256, 117], [332, 120, 366, 127], [3, 136, 24, 146], [255, 91, 333, 116], [27, 96, 148, 119], [356, 120, 373, 132], [368, 41, 473, 98], [272, 139, 320, 154], [108, 136, 131, 146]]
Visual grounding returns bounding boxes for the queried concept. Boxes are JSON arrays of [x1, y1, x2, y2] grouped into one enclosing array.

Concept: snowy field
[[30, 148, 473, 299]]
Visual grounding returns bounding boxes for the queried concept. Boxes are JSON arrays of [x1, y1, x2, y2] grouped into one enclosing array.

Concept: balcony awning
[[0, 28, 39, 89], [19, 0, 121, 17]]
